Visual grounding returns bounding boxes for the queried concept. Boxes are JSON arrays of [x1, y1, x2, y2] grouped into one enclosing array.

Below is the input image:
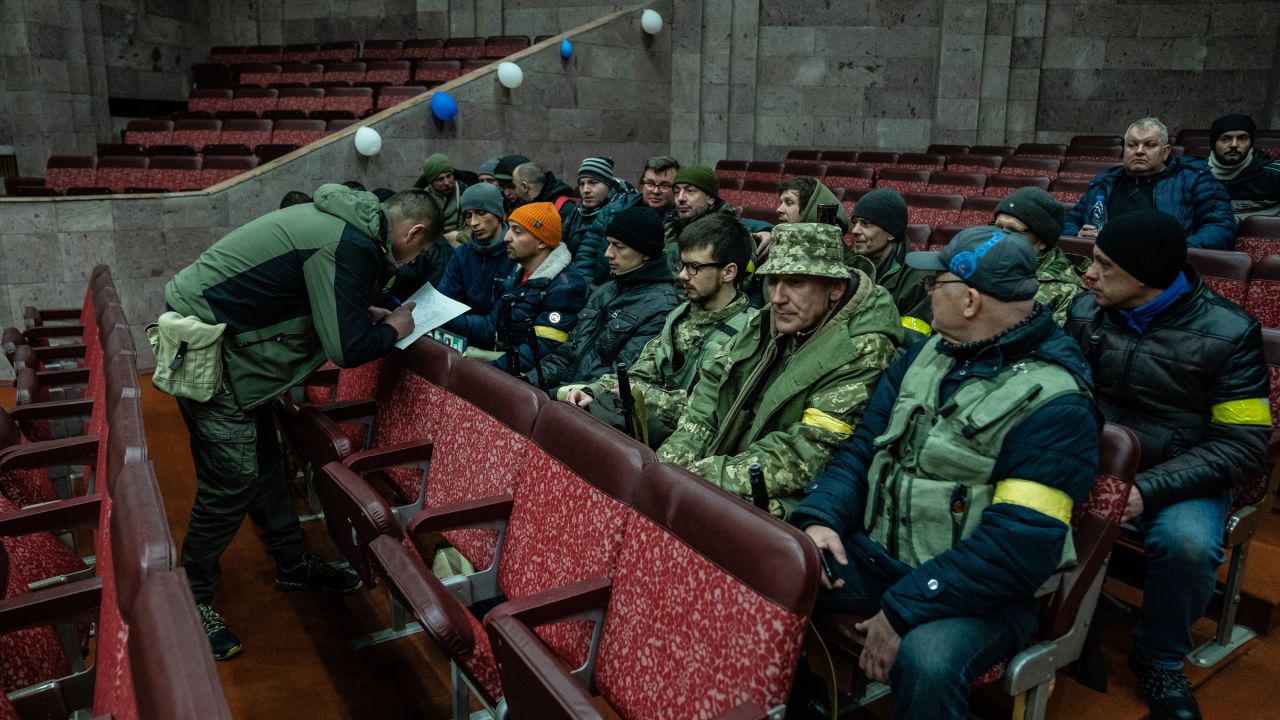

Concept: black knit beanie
[[852, 188, 908, 240], [1095, 210, 1186, 289], [1210, 114, 1256, 144], [606, 206, 665, 259], [994, 187, 1064, 249]]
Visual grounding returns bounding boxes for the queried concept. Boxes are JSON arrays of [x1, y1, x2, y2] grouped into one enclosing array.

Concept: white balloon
[[641, 9, 663, 34], [497, 62, 524, 89], [353, 126, 382, 156]]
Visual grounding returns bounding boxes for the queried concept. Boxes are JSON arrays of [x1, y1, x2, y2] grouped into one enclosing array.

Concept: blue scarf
[[1117, 271, 1192, 334]]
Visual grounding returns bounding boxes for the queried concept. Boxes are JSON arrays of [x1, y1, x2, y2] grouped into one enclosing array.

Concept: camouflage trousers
[[176, 380, 304, 603]]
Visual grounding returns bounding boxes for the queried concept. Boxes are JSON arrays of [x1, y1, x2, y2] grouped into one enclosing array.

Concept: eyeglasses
[[641, 180, 674, 191], [920, 276, 967, 293], [680, 261, 728, 276]]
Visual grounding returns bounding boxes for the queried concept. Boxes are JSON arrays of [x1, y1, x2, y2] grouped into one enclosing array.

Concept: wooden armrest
[[710, 704, 770, 720], [315, 398, 376, 422], [345, 438, 434, 474], [33, 344, 87, 361], [36, 368, 91, 386], [486, 576, 613, 630], [0, 577, 102, 633], [27, 307, 81, 322], [301, 366, 340, 388], [24, 325, 85, 341], [0, 495, 100, 537], [0, 435, 98, 471], [367, 534, 478, 659], [406, 495, 514, 536], [9, 398, 94, 422], [486, 612, 605, 718]]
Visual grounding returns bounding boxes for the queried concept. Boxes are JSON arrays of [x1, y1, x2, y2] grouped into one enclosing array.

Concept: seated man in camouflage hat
[[414, 152, 468, 244], [791, 226, 1099, 719], [658, 222, 905, 514]]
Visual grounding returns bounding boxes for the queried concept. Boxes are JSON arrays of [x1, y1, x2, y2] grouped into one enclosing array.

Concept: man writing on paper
[[162, 184, 438, 661]]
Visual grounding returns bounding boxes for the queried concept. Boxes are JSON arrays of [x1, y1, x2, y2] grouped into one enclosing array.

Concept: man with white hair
[[1063, 117, 1236, 249]]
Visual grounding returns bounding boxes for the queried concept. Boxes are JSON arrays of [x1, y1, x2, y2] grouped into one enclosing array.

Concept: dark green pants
[[177, 383, 304, 604]]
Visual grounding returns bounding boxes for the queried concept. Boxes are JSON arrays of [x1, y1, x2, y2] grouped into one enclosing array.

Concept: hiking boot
[[197, 603, 242, 661], [274, 554, 363, 595], [1129, 654, 1201, 720]]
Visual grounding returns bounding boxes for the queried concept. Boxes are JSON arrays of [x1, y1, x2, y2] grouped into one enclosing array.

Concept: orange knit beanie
[[507, 202, 562, 247]]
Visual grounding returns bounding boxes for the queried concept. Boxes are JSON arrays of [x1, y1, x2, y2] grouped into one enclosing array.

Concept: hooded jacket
[[531, 172, 578, 225], [1034, 247, 1088, 325], [658, 268, 905, 513], [491, 244, 590, 375], [165, 184, 399, 410], [1065, 269, 1270, 512], [1062, 156, 1237, 249], [438, 223, 516, 348], [790, 304, 1099, 638], [535, 256, 680, 388]]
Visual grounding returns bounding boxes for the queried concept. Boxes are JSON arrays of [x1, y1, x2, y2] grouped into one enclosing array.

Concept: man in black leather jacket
[[1065, 210, 1270, 720]]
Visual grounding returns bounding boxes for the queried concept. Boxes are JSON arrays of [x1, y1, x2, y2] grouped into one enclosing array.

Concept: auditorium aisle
[[139, 378, 456, 719], [124, 373, 1280, 720]]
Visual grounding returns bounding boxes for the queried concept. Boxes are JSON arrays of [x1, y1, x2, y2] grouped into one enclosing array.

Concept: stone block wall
[[0, 0, 212, 177], [1035, 0, 1280, 142], [0, 3, 671, 379]]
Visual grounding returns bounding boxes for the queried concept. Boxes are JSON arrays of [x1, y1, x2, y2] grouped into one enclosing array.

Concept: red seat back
[[1247, 256, 1280, 328], [1189, 248, 1251, 307]]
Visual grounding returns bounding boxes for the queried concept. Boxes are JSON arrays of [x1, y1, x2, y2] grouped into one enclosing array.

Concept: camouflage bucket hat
[[756, 223, 852, 280]]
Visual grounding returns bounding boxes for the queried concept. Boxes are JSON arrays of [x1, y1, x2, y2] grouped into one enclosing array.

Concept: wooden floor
[[128, 377, 1280, 720]]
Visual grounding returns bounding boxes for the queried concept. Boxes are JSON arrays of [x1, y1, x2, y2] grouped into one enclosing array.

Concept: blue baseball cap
[[906, 226, 1039, 301]]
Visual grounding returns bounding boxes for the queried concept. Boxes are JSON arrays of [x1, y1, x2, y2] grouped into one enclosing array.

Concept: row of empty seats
[[197, 59, 491, 90], [272, 340, 820, 718], [41, 155, 262, 195], [206, 36, 538, 66], [0, 267, 231, 719], [719, 167, 1094, 207]]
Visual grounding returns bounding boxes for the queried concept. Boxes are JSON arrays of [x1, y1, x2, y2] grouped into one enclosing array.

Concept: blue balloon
[[430, 91, 457, 122], [560, 39, 573, 59]]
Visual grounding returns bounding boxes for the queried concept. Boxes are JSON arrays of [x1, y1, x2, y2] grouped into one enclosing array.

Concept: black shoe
[[1129, 655, 1202, 720], [197, 603, 242, 661], [275, 554, 363, 595]]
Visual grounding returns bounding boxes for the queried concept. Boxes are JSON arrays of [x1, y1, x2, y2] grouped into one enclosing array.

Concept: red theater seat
[[486, 462, 819, 720], [946, 153, 1004, 175], [785, 149, 821, 161], [188, 88, 234, 114], [147, 156, 203, 191], [876, 168, 931, 194], [169, 119, 222, 151], [231, 87, 277, 114], [365, 60, 413, 85], [277, 87, 326, 114], [896, 152, 947, 171], [45, 156, 97, 194], [201, 156, 259, 186], [483, 35, 531, 58], [742, 161, 784, 182], [218, 118, 273, 148], [714, 160, 750, 182], [999, 157, 1061, 178], [401, 38, 444, 60], [375, 85, 429, 110], [122, 119, 174, 148], [855, 151, 900, 170], [904, 192, 964, 226], [1014, 143, 1067, 159], [970, 144, 1015, 157], [323, 87, 373, 116], [958, 195, 1002, 226], [319, 41, 359, 62], [984, 174, 1051, 198], [1247, 256, 1280, 328], [271, 119, 327, 146], [280, 63, 323, 86], [1236, 216, 1280, 263], [322, 61, 366, 85], [1059, 159, 1119, 180], [1049, 177, 1091, 204], [241, 45, 283, 64], [1188, 248, 1252, 308], [236, 63, 282, 86], [360, 39, 405, 60], [281, 43, 320, 63], [443, 37, 487, 60], [96, 157, 150, 193], [928, 143, 971, 155], [928, 171, 986, 197], [413, 60, 462, 83], [782, 160, 827, 178]]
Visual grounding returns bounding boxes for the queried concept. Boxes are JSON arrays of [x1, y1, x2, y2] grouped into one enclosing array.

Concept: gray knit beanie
[[852, 189, 908, 240], [578, 156, 616, 185], [995, 187, 1065, 249], [460, 183, 505, 219], [477, 156, 500, 176]]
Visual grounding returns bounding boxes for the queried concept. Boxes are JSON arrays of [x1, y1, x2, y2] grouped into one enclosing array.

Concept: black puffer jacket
[[1064, 269, 1270, 512], [535, 255, 680, 389]]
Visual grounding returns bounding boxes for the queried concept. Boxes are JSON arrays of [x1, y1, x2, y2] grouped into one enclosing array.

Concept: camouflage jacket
[[874, 237, 934, 335], [657, 268, 905, 514], [587, 293, 756, 427], [1036, 247, 1088, 325]]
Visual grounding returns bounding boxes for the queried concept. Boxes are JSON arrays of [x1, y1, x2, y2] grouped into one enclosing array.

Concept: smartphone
[[819, 549, 838, 582]]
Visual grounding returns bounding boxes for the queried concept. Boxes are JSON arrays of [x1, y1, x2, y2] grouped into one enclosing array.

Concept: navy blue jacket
[[490, 244, 590, 376], [1063, 156, 1237, 249], [790, 305, 1100, 636], [438, 228, 516, 348]]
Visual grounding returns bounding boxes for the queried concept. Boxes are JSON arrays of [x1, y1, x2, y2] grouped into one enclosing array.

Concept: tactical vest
[[863, 336, 1086, 569]]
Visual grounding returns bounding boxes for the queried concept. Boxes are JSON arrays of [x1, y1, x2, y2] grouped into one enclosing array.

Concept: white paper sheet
[[393, 282, 471, 350]]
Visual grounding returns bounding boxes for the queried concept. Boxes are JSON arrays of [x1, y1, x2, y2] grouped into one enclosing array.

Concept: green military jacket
[[165, 184, 399, 411], [1035, 247, 1089, 325], [874, 238, 934, 336], [658, 268, 904, 513], [587, 293, 756, 428]]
